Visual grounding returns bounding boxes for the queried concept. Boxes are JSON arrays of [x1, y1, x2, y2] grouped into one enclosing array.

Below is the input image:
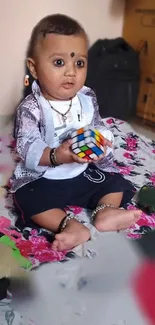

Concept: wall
[[0, 0, 124, 122]]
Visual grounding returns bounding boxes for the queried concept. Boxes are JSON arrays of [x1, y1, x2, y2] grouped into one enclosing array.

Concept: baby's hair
[[27, 14, 87, 58]]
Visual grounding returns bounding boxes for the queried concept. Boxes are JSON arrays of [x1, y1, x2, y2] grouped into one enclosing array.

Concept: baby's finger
[[67, 139, 72, 146], [104, 139, 112, 147], [72, 153, 91, 164], [97, 154, 105, 161], [62, 139, 72, 149], [93, 146, 107, 162], [93, 154, 104, 162]]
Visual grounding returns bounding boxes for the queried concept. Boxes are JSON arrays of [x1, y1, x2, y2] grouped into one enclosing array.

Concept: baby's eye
[[76, 60, 85, 68], [54, 59, 64, 67]]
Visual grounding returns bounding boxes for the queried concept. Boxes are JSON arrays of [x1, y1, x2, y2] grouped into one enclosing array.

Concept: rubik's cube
[[71, 126, 105, 160]]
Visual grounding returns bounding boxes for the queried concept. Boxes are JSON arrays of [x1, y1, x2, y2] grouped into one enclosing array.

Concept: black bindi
[[70, 52, 75, 58]]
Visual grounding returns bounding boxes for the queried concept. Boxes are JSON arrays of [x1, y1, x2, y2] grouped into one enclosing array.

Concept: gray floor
[[11, 232, 148, 325], [131, 119, 155, 141]]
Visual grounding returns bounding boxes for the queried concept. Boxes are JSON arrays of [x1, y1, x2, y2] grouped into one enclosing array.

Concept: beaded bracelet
[[49, 148, 59, 167], [91, 203, 116, 223], [57, 212, 78, 233]]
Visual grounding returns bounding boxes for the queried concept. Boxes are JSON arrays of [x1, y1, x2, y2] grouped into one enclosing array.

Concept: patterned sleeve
[[83, 87, 115, 170], [14, 104, 48, 172], [81, 86, 105, 129]]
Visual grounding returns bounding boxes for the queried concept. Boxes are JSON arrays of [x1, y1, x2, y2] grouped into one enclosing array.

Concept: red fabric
[[133, 261, 155, 325]]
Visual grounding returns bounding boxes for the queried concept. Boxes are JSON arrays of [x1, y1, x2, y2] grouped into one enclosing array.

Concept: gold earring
[[24, 74, 30, 87]]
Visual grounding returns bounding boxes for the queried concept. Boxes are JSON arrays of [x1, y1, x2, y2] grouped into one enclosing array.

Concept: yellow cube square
[[78, 152, 86, 158]]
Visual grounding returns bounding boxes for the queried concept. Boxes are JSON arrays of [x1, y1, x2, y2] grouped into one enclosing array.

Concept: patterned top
[[10, 81, 118, 192]]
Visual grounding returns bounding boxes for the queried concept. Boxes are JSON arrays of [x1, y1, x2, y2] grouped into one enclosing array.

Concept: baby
[[10, 14, 141, 251]]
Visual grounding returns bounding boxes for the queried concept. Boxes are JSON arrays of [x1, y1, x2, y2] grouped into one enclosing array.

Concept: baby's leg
[[94, 192, 141, 232], [32, 209, 90, 251]]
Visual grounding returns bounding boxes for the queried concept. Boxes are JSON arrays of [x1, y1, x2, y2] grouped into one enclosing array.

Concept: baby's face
[[32, 33, 88, 100]]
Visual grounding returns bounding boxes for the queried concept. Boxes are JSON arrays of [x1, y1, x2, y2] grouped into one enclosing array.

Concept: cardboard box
[[123, 0, 155, 123], [136, 72, 155, 123], [123, 0, 155, 50]]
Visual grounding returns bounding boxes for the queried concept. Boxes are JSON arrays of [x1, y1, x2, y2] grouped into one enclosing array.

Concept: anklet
[[57, 212, 78, 233], [91, 204, 116, 223]]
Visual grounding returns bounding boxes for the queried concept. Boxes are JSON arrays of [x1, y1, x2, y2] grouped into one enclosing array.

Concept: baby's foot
[[94, 208, 141, 232], [52, 219, 90, 251]]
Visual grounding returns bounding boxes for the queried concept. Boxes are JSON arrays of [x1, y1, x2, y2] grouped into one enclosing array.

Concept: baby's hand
[[93, 138, 113, 162], [55, 140, 89, 164], [55, 138, 113, 164]]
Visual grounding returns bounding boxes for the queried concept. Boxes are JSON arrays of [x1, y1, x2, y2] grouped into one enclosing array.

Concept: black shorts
[[13, 165, 135, 226]]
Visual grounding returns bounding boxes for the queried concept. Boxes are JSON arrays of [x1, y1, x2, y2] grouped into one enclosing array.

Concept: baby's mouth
[[62, 82, 74, 89]]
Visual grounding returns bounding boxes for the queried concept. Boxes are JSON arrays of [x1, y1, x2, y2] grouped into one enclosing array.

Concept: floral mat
[[0, 118, 155, 269]]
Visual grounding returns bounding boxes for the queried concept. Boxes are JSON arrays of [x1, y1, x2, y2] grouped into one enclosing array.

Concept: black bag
[[85, 38, 140, 120], [137, 185, 155, 214]]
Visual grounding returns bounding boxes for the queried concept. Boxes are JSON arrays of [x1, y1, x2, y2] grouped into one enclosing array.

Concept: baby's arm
[[84, 88, 115, 169], [83, 86, 114, 141], [14, 104, 88, 170], [14, 105, 51, 171], [89, 89, 111, 134]]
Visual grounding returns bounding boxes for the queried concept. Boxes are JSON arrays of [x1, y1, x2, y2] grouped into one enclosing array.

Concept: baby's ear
[[27, 58, 37, 79]]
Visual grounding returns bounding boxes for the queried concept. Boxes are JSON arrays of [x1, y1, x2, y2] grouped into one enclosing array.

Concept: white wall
[[0, 0, 124, 118]]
